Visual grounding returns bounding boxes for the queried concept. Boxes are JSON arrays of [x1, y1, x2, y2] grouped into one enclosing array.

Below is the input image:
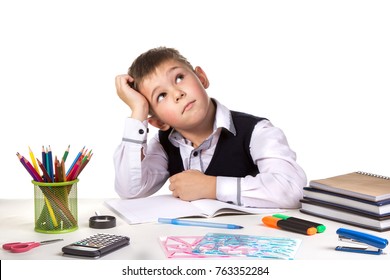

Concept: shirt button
[[138, 129, 144, 134], [193, 151, 198, 157]]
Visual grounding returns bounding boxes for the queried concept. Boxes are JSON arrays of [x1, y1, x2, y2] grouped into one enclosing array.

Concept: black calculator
[[62, 233, 130, 258]]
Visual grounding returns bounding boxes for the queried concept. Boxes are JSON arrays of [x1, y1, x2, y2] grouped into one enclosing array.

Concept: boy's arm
[[115, 74, 149, 121], [113, 118, 170, 198], [216, 120, 307, 209], [168, 170, 217, 201]]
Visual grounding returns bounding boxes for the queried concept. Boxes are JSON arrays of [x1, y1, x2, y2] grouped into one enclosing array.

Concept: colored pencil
[[16, 153, 42, 182], [76, 152, 92, 177], [66, 146, 84, 176], [19, 154, 58, 227], [28, 146, 40, 175], [54, 156, 61, 182], [61, 159, 66, 182], [45, 147, 50, 178], [66, 162, 79, 181], [42, 146, 47, 174], [44, 197, 59, 227], [36, 158, 52, 182], [17, 146, 94, 230], [48, 145, 54, 182], [37, 157, 60, 227], [62, 145, 70, 162], [20, 146, 92, 182]]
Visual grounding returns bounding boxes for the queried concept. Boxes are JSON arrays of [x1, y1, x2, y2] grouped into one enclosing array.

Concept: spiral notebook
[[309, 171, 390, 202]]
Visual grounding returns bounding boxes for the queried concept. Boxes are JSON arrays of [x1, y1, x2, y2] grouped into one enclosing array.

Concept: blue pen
[[158, 218, 243, 229]]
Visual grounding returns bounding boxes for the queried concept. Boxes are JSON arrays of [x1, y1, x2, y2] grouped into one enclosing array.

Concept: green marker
[[272, 214, 326, 233]]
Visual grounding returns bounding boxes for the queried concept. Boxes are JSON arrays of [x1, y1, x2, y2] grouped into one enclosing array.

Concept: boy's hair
[[128, 47, 194, 91]]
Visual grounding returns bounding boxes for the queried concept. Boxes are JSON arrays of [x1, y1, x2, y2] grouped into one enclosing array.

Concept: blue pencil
[[66, 146, 84, 176], [47, 145, 54, 182]]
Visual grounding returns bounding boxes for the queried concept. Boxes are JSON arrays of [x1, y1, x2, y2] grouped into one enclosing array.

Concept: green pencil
[[62, 145, 70, 162]]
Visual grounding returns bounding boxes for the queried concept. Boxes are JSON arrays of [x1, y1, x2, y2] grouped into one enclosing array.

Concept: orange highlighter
[[262, 216, 317, 235]]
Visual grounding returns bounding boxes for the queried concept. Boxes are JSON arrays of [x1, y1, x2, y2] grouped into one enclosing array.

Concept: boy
[[114, 47, 306, 208]]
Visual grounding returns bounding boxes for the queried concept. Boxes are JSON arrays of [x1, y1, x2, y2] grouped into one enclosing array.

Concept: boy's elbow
[[283, 177, 306, 209], [114, 178, 141, 199]]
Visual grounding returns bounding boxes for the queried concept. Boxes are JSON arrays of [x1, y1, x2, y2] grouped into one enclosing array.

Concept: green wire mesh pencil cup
[[32, 179, 78, 234]]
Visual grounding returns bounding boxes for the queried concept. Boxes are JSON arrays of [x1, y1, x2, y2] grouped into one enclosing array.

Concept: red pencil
[[66, 162, 79, 181], [76, 152, 93, 177]]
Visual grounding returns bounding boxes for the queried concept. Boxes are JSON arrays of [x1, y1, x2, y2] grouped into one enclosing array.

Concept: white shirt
[[113, 99, 307, 208]]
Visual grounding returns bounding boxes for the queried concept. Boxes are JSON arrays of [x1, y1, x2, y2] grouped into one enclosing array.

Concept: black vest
[[159, 111, 267, 177]]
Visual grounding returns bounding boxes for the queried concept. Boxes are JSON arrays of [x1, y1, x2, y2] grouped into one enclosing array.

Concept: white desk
[[1, 199, 390, 260]]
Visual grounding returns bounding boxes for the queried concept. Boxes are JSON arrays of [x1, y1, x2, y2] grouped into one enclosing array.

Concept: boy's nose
[[174, 90, 186, 102]]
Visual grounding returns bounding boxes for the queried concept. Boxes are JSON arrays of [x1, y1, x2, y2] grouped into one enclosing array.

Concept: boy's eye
[[157, 92, 166, 103], [175, 74, 184, 83]]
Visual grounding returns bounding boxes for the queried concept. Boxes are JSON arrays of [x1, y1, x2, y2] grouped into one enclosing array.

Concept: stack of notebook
[[300, 171, 390, 232]]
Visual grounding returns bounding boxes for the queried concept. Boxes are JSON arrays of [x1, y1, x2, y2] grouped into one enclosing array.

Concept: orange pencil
[[61, 159, 66, 182], [54, 156, 61, 182]]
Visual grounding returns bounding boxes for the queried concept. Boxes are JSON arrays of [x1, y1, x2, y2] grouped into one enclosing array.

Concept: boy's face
[[138, 59, 211, 131]]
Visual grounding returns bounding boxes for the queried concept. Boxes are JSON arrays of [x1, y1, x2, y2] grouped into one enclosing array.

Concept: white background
[[1, 0, 389, 199]]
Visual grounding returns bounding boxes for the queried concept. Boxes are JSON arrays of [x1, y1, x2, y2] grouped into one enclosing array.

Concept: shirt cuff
[[216, 176, 241, 205], [122, 118, 148, 145]]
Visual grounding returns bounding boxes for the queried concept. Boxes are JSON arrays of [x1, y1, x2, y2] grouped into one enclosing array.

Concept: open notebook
[[105, 195, 280, 224]]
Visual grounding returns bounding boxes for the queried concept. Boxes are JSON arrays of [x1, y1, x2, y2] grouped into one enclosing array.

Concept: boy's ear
[[194, 66, 210, 89], [147, 116, 171, 131]]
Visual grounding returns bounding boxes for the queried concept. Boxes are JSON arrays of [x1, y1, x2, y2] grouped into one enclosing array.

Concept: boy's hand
[[168, 170, 216, 201], [115, 74, 149, 121]]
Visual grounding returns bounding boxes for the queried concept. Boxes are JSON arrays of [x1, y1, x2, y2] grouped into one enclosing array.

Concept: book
[[300, 198, 390, 232], [309, 171, 390, 202], [301, 196, 389, 218], [105, 195, 280, 224], [303, 187, 390, 216]]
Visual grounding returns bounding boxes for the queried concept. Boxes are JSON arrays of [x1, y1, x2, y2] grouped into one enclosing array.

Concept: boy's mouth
[[182, 100, 196, 114]]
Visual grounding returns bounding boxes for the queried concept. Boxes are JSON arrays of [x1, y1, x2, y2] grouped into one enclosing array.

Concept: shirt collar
[[168, 98, 236, 145], [212, 98, 236, 136]]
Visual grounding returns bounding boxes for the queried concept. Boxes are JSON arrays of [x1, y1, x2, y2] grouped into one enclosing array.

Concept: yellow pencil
[[29, 146, 58, 227], [28, 146, 41, 176], [44, 197, 58, 227]]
